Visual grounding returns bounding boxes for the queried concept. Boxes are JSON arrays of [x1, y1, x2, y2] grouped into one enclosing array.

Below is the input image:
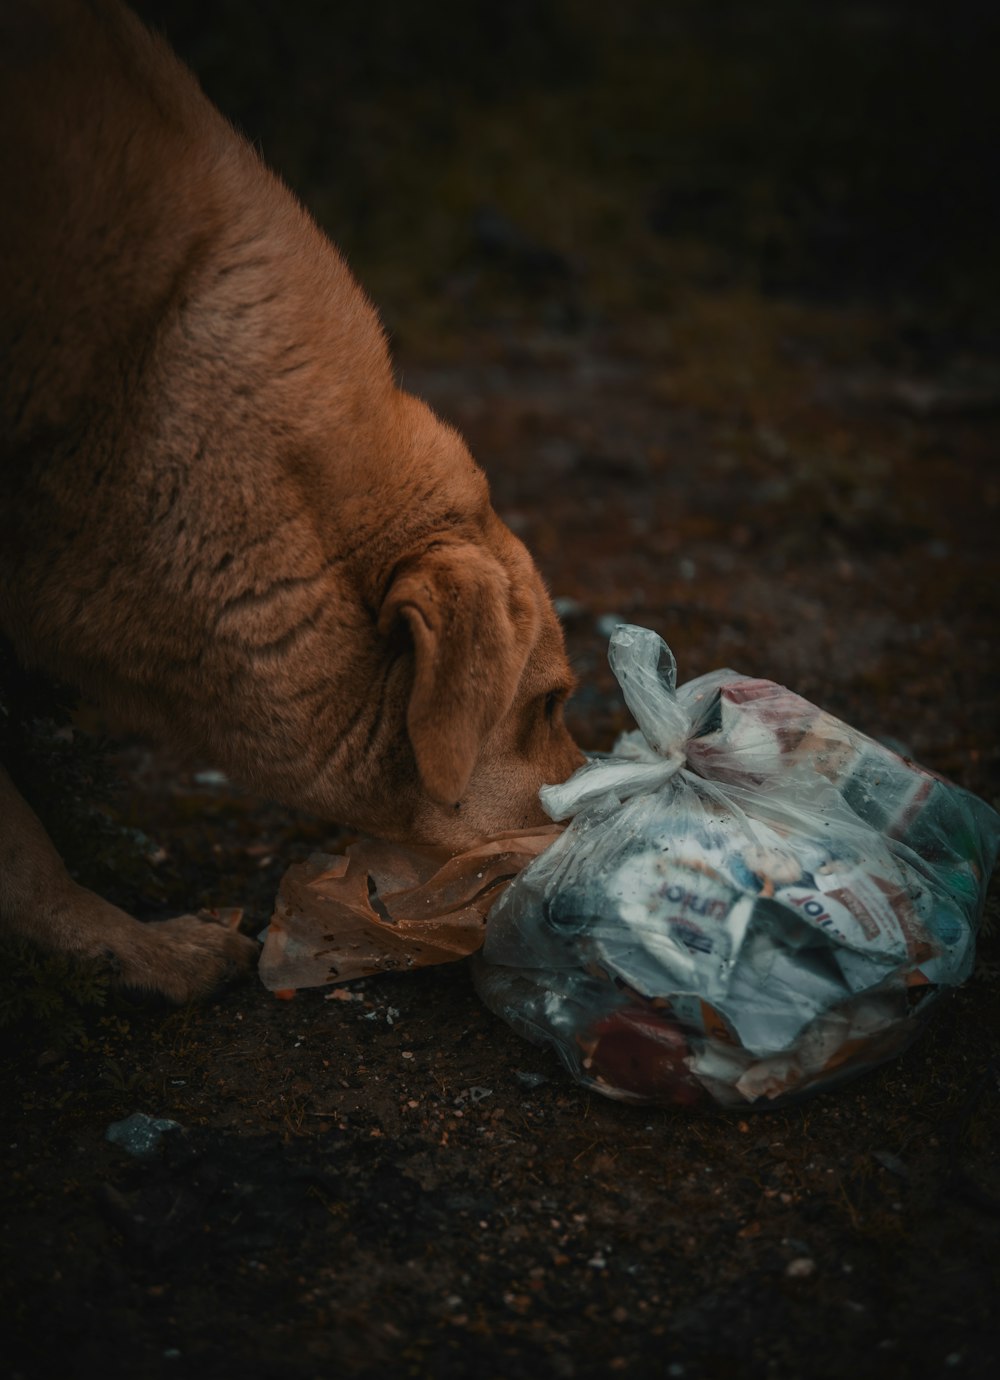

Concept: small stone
[[105, 1113, 182, 1160], [872, 1149, 909, 1179], [596, 614, 625, 639], [193, 769, 228, 786], [553, 596, 586, 620], [785, 1257, 816, 1279]]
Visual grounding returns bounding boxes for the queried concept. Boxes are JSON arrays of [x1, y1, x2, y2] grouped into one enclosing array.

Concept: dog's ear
[[378, 542, 534, 806]]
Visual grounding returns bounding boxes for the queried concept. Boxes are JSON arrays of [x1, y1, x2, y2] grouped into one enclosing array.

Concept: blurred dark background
[[132, 0, 1000, 359]]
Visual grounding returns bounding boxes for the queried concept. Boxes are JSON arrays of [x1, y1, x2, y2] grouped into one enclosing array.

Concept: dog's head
[[372, 513, 583, 848]]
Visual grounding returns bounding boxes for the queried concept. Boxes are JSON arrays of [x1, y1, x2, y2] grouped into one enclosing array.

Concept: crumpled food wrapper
[[472, 625, 1000, 1108], [259, 828, 561, 993]]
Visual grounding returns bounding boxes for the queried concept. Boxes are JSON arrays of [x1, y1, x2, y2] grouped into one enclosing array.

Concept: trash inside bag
[[473, 625, 1000, 1108]]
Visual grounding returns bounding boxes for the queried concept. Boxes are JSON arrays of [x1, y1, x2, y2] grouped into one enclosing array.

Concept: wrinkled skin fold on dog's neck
[[0, 0, 583, 851]]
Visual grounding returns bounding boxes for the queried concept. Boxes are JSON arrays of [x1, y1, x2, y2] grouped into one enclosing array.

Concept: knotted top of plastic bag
[[540, 624, 730, 820]]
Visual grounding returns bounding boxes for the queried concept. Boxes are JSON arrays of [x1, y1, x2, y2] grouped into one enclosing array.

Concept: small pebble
[[105, 1113, 182, 1160], [193, 769, 228, 786]]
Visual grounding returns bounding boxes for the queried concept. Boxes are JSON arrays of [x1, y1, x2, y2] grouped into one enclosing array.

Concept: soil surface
[[3, 5, 1000, 1379]]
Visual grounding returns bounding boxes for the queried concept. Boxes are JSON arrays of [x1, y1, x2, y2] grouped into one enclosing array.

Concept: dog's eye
[[544, 690, 561, 723]]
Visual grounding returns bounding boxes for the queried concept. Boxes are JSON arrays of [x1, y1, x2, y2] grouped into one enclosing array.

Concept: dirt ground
[[3, 4, 1000, 1379]]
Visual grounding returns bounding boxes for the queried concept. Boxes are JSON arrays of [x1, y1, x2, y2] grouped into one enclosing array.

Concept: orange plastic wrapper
[[258, 827, 562, 993]]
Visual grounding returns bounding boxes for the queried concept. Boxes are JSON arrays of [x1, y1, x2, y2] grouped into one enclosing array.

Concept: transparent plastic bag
[[473, 625, 1000, 1108]]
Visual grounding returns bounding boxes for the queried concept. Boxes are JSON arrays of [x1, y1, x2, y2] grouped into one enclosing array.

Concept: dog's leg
[[0, 763, 258, 1002]]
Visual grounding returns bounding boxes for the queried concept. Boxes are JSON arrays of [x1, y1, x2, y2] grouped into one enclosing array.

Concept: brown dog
[[0, 0, 583, 1001]]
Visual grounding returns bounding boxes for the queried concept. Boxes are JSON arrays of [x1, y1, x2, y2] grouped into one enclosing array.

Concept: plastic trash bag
[[473, 625, 1000, 1108]]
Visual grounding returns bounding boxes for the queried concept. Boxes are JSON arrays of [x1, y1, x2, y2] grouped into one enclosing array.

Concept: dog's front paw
[[1, 766, 261, 1005], [116, 912, 260, 1003]]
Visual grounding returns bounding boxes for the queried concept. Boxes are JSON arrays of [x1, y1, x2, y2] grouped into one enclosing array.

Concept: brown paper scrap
[[258, 826, 561, 993]]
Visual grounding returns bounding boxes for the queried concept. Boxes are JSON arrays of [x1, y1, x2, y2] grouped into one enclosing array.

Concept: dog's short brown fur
[[0, 0, 583, 1001]]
